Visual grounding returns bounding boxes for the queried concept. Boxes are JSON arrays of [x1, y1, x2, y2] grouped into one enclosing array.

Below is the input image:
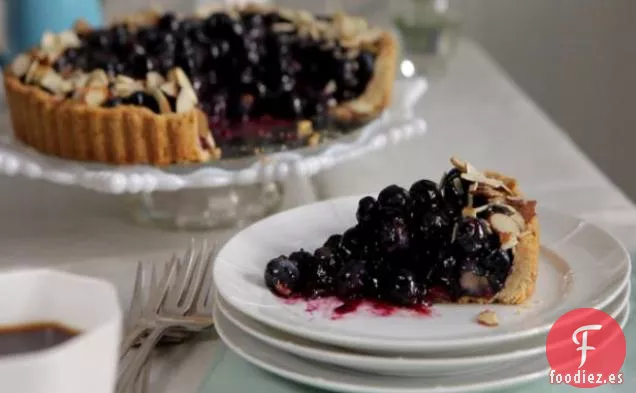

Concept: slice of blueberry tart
[[3, 4, 397, 165], [264, 157, 540, 307]]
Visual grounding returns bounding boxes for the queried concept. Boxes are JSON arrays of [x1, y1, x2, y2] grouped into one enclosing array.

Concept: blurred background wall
[[1, 0, 634, 201], [453, 0, 636, 200]]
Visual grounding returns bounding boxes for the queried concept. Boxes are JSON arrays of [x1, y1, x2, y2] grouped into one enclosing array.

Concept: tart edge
[[3, 71, 214, 165], [457, 170, 540, 305], [3, 25, 397, 166]]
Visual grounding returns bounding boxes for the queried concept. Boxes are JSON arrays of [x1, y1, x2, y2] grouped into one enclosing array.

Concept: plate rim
[[214, 304, 550, 393], [214, 301, 630, 393], [214, 196, 632, 352], [216, 281, 630, 372]]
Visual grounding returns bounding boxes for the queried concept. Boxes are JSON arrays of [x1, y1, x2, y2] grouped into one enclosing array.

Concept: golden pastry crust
[[4, 74, 214, 165], [455, 169, 540, 305], [3, 8, 398, 166]]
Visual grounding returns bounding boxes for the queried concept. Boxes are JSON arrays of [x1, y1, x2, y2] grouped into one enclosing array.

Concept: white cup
[[0, 269, 122, 393]]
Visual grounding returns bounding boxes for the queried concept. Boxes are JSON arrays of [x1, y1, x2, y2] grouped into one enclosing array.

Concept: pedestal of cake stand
[[126, 181, 284, 231]]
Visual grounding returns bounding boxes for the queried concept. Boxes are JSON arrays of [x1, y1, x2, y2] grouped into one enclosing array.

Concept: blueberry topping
[[387, 269, 421, 306], [336, 261, 368, 300], [377, 185, 410, 213], [356, 196, 378, 225], [454, 217, 490, 254], [265, 256, 301, 297], [440, 169, 470, 213], [324, 234, 343, 250], [378, 215, 410, 253], [410, 179, 443, 211]]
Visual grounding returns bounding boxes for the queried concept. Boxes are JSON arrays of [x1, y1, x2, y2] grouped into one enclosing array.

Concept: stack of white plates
[[213, 197, 632, 393]]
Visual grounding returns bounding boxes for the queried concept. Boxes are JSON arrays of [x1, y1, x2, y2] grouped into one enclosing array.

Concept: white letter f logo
[[572, 324, 603, 368]]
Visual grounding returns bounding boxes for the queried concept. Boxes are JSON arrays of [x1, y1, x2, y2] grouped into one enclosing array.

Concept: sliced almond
[[308, 132, 321, 146], [450, 156, 468, 172], [58, 30, 81, 48], [461, 172, 506, 189], [298, 10, 314, 23], [323, 80, 337, 95], [113, 75, 143, 97], [477, 310, 499, 327], [10, 54, 33, 78], [147, 88, 172, 114], [358, 29, 384, 44], [24, 62, 48, 84], [297, 120, 313, 139], [340, 37, 361, 49], [146, 72, 165, 88], [345, 49, 361, 60], [168, 67, 195, 92], [40, 69, 72, 94], [73, 19, 93, 34], [160, 81, 178, 97], [348, 100, 374, 114], [87, 69, 109, 87], [499, 232, 518, 250], [176, 87, 198, 113], [489, 213, 521, 238], [272, 22, 296, 33], [84, 87, 108, 106], [278, 8, 297, 22], [40, 31, 57, 51], [70, 72, 90, 89]]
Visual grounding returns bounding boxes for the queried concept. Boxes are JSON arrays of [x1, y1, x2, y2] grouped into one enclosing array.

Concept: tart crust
[[457, 170, 540, 305], [3, 12, 398, 166]]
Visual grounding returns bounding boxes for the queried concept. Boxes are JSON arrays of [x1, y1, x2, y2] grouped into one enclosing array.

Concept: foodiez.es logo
[[546, 308, 626, 388]]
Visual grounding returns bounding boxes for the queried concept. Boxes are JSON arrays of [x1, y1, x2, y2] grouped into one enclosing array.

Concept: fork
[[131, 359, 150, 393], [116, 242, 216, 393]]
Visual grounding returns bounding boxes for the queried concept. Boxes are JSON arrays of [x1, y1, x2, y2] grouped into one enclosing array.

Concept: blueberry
[[137, 27, 161, 46], [377, 185, 410, 213], [357, 51, 375, 84], [409, 179, 443, 211], [122, 92, 160, 113], [102, 97, 123, 108], [413, 211, 452, 244], [454, 217, 490, 254], [356, 196, 378, 225], [324, 234, 343, 250], [341, 226, 365, 258], [457, 256, 493, 297], [158, 13, 181, 32], [110, 24, 130, 48], [314, 246, 341, 275], [483, 250, 513, 292], [379, 215, 410, 253], [86, 30, 111, 48], [440, 169, 470, 212], [264, 256, 301, 297], [303, 260, 334, 298], [387, 269, 422, 306], [336, 261, 368, 300]]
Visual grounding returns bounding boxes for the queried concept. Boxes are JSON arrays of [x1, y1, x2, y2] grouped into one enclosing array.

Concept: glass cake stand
[[0, 78, 427, 230]]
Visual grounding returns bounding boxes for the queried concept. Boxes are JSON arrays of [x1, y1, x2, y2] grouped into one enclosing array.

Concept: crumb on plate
[[477, 309, 499, 327]]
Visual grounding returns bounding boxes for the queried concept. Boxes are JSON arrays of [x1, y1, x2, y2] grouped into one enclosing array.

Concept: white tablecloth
[[0, 39, 634, 393]]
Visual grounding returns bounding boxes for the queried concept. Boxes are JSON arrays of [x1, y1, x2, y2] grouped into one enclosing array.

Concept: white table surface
[[0, 39, 634, 392]]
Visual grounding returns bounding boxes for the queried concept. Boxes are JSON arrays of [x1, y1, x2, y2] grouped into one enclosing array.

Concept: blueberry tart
[[264, 157, 540, 306], [3, 4, 397, 165]]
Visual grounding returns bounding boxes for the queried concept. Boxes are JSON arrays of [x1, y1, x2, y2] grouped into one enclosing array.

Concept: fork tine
[[164, 241, 202, 311], [143, 257, 178, 316], [125, 262, 144, 331], [195, 247, 216, 315]]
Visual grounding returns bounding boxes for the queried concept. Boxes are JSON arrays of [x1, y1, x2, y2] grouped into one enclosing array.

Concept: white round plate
[[215, 304, 627, 393], [0, 78, 426, 194], [214, 196, 631, 354], [216, 281, 629, 377]]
